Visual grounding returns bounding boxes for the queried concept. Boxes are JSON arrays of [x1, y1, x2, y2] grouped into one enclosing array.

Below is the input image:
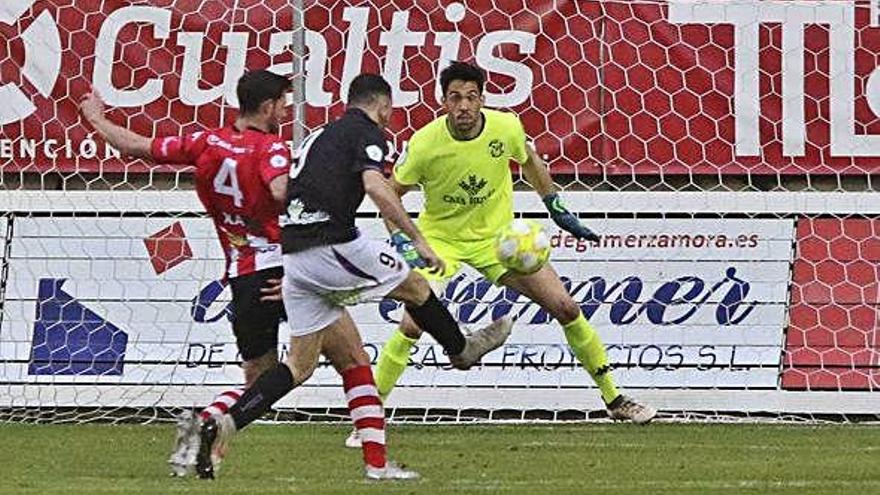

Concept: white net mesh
[[1, 0, 879, 423]]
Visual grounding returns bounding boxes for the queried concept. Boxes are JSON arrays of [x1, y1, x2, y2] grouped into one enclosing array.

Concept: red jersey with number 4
[[151, 127, 290, 279]]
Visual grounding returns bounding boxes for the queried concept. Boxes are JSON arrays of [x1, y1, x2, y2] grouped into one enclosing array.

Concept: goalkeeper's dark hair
[[236, 70, 290, 116], [347, 73, 392, 106], [440, 61, 486, 95]]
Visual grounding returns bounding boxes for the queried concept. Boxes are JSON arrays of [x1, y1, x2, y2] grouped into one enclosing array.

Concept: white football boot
[[449, 315, 514, 370], [365, 461, 420, 481], [607, 395, 657, 424], [345, 428, 362, 449], [167, 410, 198, 477]]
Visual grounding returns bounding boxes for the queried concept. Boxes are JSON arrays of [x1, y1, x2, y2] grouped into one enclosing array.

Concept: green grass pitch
[[2, 423, 879, 494]]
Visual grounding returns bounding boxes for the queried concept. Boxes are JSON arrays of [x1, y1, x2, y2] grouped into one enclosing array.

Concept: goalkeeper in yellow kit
[[348, 62, 655, 446]]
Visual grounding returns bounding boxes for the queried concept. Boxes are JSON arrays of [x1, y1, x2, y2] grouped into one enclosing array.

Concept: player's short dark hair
[[237, 70, 290, 115], [440, 61, 486, 96], [348, 73, 392, 106]]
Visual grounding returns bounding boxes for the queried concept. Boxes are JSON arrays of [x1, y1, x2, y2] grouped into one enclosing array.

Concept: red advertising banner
[[1, 0, 293, 173], [1, 0, 879, 174], [783, 218, 880, 391]]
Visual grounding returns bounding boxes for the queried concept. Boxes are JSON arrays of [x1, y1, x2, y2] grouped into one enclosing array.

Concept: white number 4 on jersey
[[214, 158, 244, 207]]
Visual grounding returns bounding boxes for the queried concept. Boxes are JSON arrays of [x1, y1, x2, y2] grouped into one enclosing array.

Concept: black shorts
[[229, 267, 285, 361]]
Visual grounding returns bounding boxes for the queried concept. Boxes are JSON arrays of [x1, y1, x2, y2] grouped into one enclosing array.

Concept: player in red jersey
[[80, 70, 294, 476]]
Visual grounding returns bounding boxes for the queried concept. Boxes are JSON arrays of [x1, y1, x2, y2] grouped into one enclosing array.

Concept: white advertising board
[[0, 214, 794, 409]]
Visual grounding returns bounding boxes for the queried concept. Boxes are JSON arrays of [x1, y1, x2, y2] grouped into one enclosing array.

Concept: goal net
[[1, 0, 879, 424]]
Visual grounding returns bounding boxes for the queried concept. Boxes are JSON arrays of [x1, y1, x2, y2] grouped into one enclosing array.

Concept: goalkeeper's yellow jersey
[[393, 109, 528, 242]]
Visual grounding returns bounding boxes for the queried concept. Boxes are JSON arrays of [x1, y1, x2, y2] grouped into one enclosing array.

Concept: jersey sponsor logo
[[442, 174, 495, 206], [219, 227, 248, 248], [280, 198, 331, 226], [365, 144, 384, 162], [488, 139, 504, 158], [219, 226, 279, 251], [459, 174, 488, 197]]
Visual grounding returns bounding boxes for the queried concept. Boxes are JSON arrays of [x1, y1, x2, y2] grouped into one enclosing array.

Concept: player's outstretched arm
[[522, 145, 600, 243], [80, 91, 153, 159], [363, 169, 444, 273]]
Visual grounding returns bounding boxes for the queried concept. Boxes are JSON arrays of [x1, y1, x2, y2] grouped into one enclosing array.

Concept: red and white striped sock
[[343, 365, 386, 469], [199, 388, 244, 422]]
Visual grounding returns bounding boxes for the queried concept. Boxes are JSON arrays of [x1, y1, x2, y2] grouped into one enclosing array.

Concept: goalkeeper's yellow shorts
[[415, 235, 508, 286]]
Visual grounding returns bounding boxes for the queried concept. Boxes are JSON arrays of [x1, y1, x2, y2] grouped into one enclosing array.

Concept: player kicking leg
[[347, 237, 653, 450], [195, 238, 511, 480]]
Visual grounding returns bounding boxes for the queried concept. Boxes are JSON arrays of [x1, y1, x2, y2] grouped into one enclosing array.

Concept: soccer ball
[[495, 219, 551, 274]]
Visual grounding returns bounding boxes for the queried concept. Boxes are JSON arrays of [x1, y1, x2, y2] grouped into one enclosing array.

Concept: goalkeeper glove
[[390, 231, 428, 269], [543, 193, 600, 242]]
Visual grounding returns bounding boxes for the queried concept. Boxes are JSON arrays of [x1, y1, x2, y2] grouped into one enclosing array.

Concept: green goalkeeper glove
[[543, 193, 600, 242]]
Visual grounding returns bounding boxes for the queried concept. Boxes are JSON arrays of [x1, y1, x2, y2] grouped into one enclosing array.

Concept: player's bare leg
[[500, 264, 656, 424], [240, 350, 281, 386]]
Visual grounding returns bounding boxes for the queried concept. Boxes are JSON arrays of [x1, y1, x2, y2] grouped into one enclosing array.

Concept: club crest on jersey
[[489, 139, 504, 158]]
